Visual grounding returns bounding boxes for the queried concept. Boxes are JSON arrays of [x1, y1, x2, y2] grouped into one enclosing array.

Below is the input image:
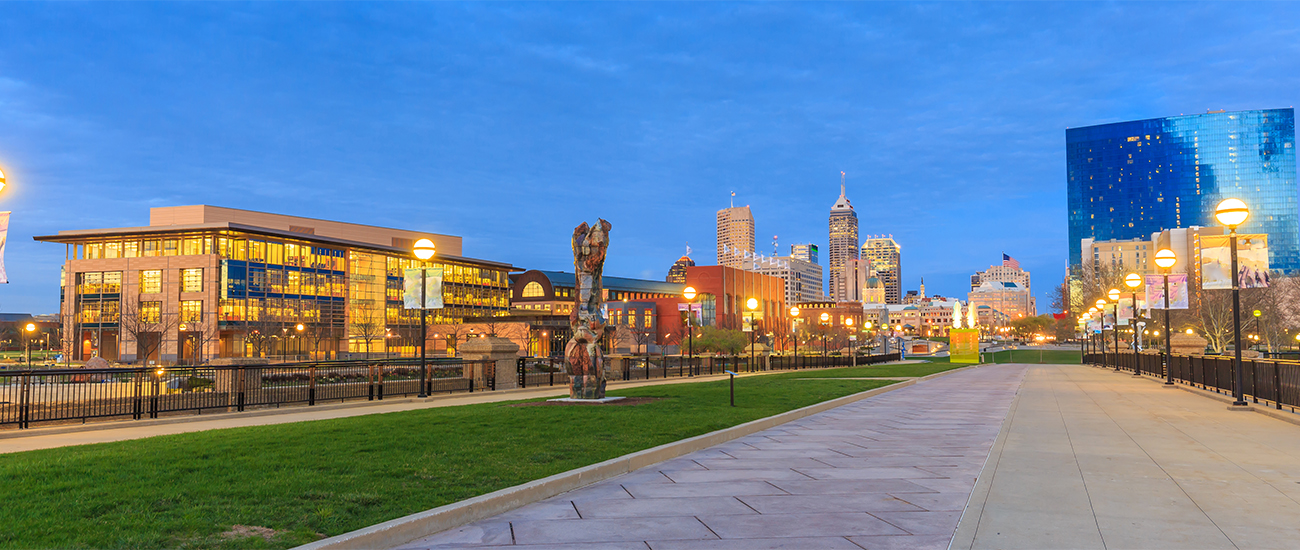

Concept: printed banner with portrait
[[1144, 273, 1189, 309], [1202, 234, 1269, 289]]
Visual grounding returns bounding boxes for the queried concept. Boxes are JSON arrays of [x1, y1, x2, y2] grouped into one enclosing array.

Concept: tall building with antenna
[[828, 172, 859, 301], [716, 192, 755, 269]]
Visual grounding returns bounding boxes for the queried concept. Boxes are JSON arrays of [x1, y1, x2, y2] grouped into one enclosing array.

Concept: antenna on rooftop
[[730, 191, 735, 208], [773, 235, 779, 256]]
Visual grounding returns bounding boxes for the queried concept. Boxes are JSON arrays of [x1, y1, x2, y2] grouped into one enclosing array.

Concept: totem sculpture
[[565, 219, 612, 399]]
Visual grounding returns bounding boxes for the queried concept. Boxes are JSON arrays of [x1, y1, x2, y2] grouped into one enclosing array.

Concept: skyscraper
[[827, 175, 859, 301], [716, 197, 755, 269], [790, 243, 819, 265], [1067, 108, 1298, 272], [862, 236, 902, 304], [666, 255, 694, 284]]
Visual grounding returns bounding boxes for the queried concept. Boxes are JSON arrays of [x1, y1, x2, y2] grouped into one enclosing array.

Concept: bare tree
[[1070, 262, 1128, 316], [181, 312, 222, 364], [350, 303, 385, 359], [303, 323, 335, 360], [119, 300, 180, 365], [243, 319, 277, 359], [428, 322, 475, 357], [631, 327, 655, 355]]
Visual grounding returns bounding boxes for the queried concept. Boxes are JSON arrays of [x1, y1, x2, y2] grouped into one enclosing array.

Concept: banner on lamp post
[[1201, 234, 1269, 289], [1144, 274, 1189, 309], [402, 267, 444, 309]]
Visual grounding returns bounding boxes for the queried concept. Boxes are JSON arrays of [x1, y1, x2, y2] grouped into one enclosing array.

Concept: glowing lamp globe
[[820, 312, 830, 322], [1095, 299, 1106, 308], [844, 317, 853, 327], [413, 238, 437, 260], [1154, 248, 1177, 269], [1124, 273, 1142, 289], [683, 286, 697, 301], [25, 323, 35, 332], [1107, 288, 1120, 301], [0, 167, 6, 193], [1214, 198, 1250, 228], [789, 306, 800, 317], [746, 298, 758, 310]]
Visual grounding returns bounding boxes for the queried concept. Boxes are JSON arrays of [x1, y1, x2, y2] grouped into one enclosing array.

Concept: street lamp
[[746, 298, 759, 372], [24, 322, 36, 366], [1214, 198, 1251, 407], [1106, 289, 1121, 371], [683, 286, 697, 361], [1154, 248, 1177, 385], [1095, 299, 1108, 367], [864, 321, 874, 356], [819, 312, 830, 358], [844, 316, 856, 367], [296, 323, 305, 360], [1125, 273, 1142, 376], [413, 238, 437, 398], [789, 306, 800, 368]]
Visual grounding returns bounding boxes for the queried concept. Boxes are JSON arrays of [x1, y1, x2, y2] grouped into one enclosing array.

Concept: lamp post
[[1154, 248, 1177, 384], [1106, 289, 1121, 371], [789, 306, 800, 368], [819, 312, 829, 359], [746, 298, 758, 372], [413, 238, 437, 398], [683, 286, 697, 361], [24, 322, 36, 366], [864, 321, 874, 356], [1095, 299, 1108, 368], [1215, 198, 1251, 407], [296, 323, 305, 360], [1125, 273, 1142, 376], [844, 317, 856, 367]]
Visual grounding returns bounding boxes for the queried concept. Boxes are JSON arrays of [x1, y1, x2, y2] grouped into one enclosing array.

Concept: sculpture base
[[568, 375, 607, 399]]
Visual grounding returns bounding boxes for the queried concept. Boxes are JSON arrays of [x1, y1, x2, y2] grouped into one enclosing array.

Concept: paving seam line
[[1, 362, 918, 441], [293, 364, 981, 550], [947, 364, 1024, 550], [1113, 369, 1300, 428]]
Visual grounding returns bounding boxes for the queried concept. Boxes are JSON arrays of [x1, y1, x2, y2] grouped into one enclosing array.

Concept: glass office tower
[[1067, 108, 1298, 271]]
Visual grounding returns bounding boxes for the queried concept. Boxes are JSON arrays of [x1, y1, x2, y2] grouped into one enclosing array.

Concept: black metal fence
[[0, 358, 488, 430], [516, 353, 902, 389], [1085, 351, 1300, 413]]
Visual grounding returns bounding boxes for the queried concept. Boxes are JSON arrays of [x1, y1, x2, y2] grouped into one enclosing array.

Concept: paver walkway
[[954, 364, 1300, 549], [396, 365, 1027, 549]]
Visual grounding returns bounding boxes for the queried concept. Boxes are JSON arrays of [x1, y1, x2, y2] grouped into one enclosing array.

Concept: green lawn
[[780, 362, 964, 379], [984, 349, 1082, 364], [0, 375, 896, 550]]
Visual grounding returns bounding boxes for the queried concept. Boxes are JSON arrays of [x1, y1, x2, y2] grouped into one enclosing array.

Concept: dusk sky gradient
[[2, 2, 1299, 314]]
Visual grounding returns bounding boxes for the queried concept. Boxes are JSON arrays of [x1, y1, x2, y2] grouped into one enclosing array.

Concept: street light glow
[[1214, 198, 1250, 228], [1154, 248, 1177, 269], [820, 312, 829, 322], [1124, 273, 1142, 289], [1107, 288, 1120, 301], [413, 238, 437, 260], [789, 306, 799, 317], [683, 286, 696, 301], [746, 297, 758, 310]]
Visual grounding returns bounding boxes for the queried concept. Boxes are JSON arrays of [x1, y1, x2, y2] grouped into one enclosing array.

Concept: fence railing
[[516, 352, 902, 389], [1084, 351, 1300, 413], [0, 358, 488, 430], [3, 352, 905, 430]]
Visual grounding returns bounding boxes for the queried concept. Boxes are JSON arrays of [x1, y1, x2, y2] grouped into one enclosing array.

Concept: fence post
[[19, 373, 31, 429], [150, 372, 160, 419], [1273, 361, 1283, 410], [133, 371, 144, 420], [236, 367, 247, 412], [368, 365, 375, 401], [518, 357, 527, 389], [377, 365, 385, 400], [308, 366, 317, 406]]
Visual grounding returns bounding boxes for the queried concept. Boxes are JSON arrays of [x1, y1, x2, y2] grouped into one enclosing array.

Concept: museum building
[[36, 205, 513, 363]]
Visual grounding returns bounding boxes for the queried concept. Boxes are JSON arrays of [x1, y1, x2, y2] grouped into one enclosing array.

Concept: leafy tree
[[694, 326, 747, 355]]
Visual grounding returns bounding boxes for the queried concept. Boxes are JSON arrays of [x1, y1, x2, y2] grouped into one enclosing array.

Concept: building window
[[522, 281, 544, 298], [139, 301, 162, 323], [140, 270, 162, 294], [180, 300, 202, 323], [181, 268, 203, 293]]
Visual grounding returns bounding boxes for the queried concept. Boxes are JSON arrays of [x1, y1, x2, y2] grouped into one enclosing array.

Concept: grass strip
[[0, 374, 895, 549], [984, 349, 1081, 364]]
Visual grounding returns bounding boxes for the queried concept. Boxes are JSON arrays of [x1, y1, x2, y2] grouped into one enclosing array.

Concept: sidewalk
[[2, 366, 884, 454], [394, 364, 1028, 549], [953, 364, 1300, 549]]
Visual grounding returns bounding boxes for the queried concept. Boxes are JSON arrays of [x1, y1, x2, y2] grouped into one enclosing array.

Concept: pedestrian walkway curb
[[293, 364, 980, 550]]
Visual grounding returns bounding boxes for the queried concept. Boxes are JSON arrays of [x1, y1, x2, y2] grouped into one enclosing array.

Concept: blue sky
[[1, 2, 1298, 314]]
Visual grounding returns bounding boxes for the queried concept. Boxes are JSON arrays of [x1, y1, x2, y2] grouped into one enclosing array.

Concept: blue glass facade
[[1067, 108, 1298, 271]]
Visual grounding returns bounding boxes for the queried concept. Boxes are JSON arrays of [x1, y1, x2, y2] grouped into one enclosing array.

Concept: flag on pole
[[1002, 253, 1020, 270], [0, 212, 9, 284]]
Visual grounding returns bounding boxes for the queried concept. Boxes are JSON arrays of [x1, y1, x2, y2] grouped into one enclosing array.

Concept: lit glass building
[[1067, 108, 1298, 271]]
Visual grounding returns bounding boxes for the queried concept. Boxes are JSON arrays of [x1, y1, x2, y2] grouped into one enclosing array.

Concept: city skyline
[[2, 3, 1300, 314]]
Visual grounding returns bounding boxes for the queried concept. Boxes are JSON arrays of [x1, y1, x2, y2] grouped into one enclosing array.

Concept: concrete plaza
[[394, 364, 1300, 549]]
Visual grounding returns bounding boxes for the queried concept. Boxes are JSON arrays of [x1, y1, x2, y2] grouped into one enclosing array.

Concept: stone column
[[460, 336, 521, 391]]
